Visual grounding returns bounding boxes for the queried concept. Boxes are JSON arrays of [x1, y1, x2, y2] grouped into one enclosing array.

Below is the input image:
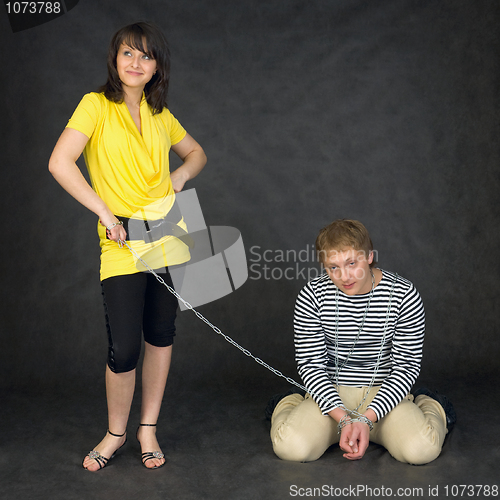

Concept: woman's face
[[116, 42, 157, 93]]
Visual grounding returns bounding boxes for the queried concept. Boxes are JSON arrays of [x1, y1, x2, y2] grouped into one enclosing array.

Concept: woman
[[49, 22, 207, 471]]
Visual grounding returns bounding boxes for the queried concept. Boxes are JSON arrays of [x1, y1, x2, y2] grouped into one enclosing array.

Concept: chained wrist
[[337, 414, 374, 434], [337, 414, 352, 434], [356, 415, 374, 431]]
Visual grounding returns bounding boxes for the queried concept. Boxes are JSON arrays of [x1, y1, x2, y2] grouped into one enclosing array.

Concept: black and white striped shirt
[[294, 269, 425, 420]]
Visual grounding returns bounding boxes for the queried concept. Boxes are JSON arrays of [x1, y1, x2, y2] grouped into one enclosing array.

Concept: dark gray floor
[[1, 374, 498, 500]]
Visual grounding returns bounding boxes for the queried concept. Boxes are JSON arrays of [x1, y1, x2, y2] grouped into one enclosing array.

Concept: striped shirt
[[294, 269, 425, 420]]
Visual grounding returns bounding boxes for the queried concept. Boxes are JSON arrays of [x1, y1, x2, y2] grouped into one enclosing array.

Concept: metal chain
[[348, 273, 398, 412], [124, 241, 364, 418], [333, 271, 375, 383]]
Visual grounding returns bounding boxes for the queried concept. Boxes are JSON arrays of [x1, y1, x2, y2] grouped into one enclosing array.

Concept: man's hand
[[338, 421, 370, 460], [329, 408, 377, 461]]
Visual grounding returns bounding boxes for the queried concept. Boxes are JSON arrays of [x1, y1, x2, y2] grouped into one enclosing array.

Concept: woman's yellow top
[[67, 92, 190, 281]]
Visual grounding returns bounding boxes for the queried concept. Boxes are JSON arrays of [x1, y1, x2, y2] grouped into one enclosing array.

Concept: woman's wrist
[[106, 220, 123, 231], [171, 166, 190, 183], [97, 207, 117, 227]]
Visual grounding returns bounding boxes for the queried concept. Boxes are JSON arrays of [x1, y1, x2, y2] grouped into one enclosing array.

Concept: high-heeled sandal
[[83, 429, 127, 471], [136, 423, 165, 469]]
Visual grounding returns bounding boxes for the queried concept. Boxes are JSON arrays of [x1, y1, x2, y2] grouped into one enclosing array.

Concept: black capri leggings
[[101, 269, 178, 373]]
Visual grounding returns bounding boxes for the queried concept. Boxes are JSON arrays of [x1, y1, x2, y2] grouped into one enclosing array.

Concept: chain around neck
[[333, 269, 375, 379], [333, 270, 398, 413]]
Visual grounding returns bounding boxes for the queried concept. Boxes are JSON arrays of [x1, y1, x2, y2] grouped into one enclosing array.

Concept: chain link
[[123, 241, 363, 417]]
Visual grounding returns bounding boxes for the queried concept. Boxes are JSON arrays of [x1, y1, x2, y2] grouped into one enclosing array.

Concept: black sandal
[[136, 423, 165, 469], [83, 429, 127, 471]]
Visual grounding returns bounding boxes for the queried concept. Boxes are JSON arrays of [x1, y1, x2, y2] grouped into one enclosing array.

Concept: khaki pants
[[270, 386, 447, 465]]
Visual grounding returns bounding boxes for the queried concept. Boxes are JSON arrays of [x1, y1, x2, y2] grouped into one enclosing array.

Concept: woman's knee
[[107, 345, 140, 373], [143, 326, 176, 347]]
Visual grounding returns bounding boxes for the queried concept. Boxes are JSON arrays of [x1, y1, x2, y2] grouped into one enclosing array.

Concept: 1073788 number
[[5, 2, 61, 14], [444, 485, 498, 496]]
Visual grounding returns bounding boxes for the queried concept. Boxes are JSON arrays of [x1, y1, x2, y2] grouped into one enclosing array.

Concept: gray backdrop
[[1, 0, 499, 395]]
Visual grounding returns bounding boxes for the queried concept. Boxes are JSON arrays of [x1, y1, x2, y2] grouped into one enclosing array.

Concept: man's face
[[323, 247, 374, 295]]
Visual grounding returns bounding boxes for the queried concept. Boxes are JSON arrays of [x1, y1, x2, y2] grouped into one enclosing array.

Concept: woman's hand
[[99, 216, 127, 246], [170, 133, 207, 193], [170, 169, 189, 193]]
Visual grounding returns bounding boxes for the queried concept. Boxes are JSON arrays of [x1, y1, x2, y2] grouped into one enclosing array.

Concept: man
[[268, 219, 455, 464]]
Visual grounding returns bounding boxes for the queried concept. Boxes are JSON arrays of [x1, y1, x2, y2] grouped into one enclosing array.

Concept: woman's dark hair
[[98, 22, 170, 114]]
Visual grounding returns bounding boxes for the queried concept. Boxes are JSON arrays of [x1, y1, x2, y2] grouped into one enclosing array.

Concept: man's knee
[[392, 436, 443, 465], [273, 435, 319, 462], [272, 424, 324, 462]]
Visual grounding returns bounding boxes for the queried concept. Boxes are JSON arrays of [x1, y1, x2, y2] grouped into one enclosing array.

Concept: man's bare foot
[[82, 430, 127, 471], [137, 425, 165, 469]]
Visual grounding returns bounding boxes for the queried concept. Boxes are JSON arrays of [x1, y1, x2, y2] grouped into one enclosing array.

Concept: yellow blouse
[[67, 92, 190, 280]]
